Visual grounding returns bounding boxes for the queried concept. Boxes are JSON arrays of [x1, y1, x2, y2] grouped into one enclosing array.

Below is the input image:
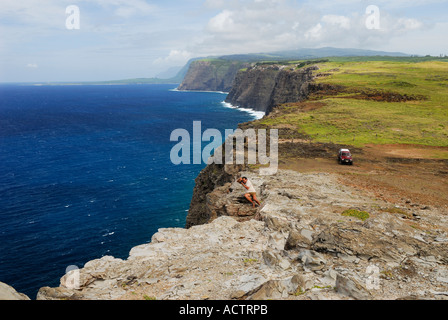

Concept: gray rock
[[320, 269, 338, 287], [247, 275, 304, 300], [285, 229, 314, 250], [298, 250, 327, 271], [262, 250, 291, 270], [335, 274, 372, 300]]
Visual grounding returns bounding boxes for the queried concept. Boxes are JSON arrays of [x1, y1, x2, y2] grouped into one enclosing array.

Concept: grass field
[[258, 58, 448, 152]]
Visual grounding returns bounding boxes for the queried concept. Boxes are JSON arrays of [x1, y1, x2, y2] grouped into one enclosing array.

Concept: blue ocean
[[0, 84, 261, 299]]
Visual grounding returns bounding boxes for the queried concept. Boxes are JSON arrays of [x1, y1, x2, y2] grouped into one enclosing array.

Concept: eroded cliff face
[[224, 65, 280, 112], [265, 65, 319, 114], [225, 65, 318, 114], [177, 60, 249, 92]]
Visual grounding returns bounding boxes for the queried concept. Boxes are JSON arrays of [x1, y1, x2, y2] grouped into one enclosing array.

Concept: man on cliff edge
[[237, 177, 261, 208]]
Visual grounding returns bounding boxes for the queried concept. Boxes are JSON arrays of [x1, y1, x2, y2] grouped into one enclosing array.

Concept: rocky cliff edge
[[37, 169, 448, 300]]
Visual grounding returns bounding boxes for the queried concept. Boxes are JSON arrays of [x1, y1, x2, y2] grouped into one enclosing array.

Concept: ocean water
[[0, 84, 260, 299]]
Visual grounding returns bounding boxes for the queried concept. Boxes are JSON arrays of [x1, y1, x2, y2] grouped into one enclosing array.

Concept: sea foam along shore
[[170, 88, 265, 120], [170, 88, 228, 95], [221, 102, 265, 120]]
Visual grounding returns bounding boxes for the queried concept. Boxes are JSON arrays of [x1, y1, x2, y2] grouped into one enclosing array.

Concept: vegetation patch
[[341, 209, 370, 221], [243, 258, 259, 265]]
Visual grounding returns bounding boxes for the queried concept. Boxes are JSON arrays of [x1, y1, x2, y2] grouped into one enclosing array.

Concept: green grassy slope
[[256, 58, 448, 154]]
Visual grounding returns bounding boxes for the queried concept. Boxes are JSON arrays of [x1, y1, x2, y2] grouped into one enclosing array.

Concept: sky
[[0, 0, 447, 82]]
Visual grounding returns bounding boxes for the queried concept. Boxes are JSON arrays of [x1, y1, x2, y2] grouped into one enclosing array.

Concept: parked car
[[338, 149, 353, 165]]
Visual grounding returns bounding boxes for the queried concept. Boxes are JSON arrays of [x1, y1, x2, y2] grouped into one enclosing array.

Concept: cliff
[[225, 64, 318, 114], [224, 65, 280, 112], [177, 59, 249, 92], [36, 168, 448, 300], [178, 58, 321, 115]]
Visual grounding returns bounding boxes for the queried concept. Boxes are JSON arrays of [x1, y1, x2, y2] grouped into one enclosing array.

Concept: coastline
[[171, 86, 266, 120]]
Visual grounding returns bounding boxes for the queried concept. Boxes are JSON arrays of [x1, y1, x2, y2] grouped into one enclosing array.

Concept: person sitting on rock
[[237, 177, 261, 208]]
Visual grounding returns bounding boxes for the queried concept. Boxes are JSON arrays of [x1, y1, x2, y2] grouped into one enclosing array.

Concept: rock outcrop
[[0, 282, 30, 300], [186, 162, 246, 228], [37, 169, 448, 300]]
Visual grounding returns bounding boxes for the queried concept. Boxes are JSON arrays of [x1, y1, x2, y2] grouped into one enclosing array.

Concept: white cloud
[[305, 23, 323, 41], [154, 50, 193, 66], [373, 21, 448, 55], [203, 0, 228, 9], [394, 18, 424, 31], [322, 15, 351, 30], [193, 0, 434, 56], [1, 0, 446, 82], [90, 0, 155, 18], [197, 2, 319, 54], [207, 10, 235, 33], [302, 0, 448, 11], [0, 0, 66, 28], [375, 0, 448, 10]]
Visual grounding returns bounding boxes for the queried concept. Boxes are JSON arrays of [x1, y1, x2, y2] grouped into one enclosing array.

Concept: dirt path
[[279, 144, 448, 210]]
